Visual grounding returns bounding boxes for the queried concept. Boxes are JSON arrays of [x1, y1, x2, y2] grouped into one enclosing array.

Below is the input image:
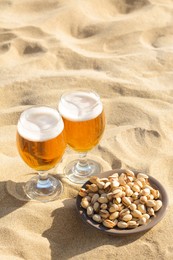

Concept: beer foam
[[58, 91, 103, 121], [17, 106, 64, 141]]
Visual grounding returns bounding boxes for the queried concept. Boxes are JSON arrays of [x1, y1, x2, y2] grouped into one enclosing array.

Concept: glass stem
[[37, 171, 52, 188], [75, 152, 91, 176]]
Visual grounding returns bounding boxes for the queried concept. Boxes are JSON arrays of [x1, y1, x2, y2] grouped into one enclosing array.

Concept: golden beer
[[16, 106, 66, 171], [16, 131, 66, 171], [58, 90, 105, 183], [62, 111, 105, 152]]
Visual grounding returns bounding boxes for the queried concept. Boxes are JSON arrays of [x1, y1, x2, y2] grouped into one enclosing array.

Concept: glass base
[[64, 159, 102, 184], [24, 175, 63, 202]]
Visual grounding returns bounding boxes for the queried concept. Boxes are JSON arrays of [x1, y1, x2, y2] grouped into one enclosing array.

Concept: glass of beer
[[16, 106, 66, 202], [58, 90, 105, 183]]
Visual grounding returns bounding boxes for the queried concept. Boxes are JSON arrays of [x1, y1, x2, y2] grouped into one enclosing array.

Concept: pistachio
[[97, 181, 105, 189], [81, 199, 90, 209], [142, 213, 150, 220], [89, 176, 99, 184], [103, 219, 117, 228], [126, 189, 133, 197], [137, 173, 148, 179], [89, 184, 99, 192], [87, 206, 94, 216], [132, 184, 141, 193], [91, 193, 99, 204], [138, 217, 147, 225], [147, 207, 155, 216], [92, 214, 102, 223], [129, 203, 137, 211], [79, 188, 88, 197], [93, 202, 100, 212], [131, 210, 142, 218], [153, 200, 162, 211], [125, 169, 135, 177], [100, 203, 108, 210], [109, 211, 119, 220], [141, 188, 150, 196], [109, 204, 119, 213], [104, 181, 111, 189], [122, 197, 131, 207], [151, 189, 160, 199], [99, 209, 110, 219], [98, 196, 108, 204], [122, 214, 132, 222], [146, 200, 156, 208], [111, 180, 120, 188], [117, 221, 128, 229], [137, 204, 146, 214], [140, 196, 147, 204], [127, 221, 139, 229]]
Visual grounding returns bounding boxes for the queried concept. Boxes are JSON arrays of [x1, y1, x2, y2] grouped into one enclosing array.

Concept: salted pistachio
[[122, 197, 131, 207], [153, 200, 162, 211], [118, 203, 124, 212], [98, 196, 108, 204], [103, 219, 117, 229], [87, 206, 94, 216], [109, 204, 119, 213], [91, 193, 99, 204], [93, 202, 100, 212], [117, 221, 128, 229], [112, 189, 123, 198], [92, 214, 102, 223], [137, 204, 146, 214], [122, 214, 133, 222], [131, 210, 142, 218], [138, 217, 147, 225], [88, 192, 95, 197], [126, 188, 133, 197], [135, 180, 143, 189], [109, 211, 119, 220], [89, 183, 99, 192], [137, 173, 148, 179], [147, 194, 154, 200], [127, 221, 139, 229], [142, 213, 150, 220], [146, 200, 156, 208], [79, 188, 88, 197], [107, 192, 113, 200], [132, 184, 141, 193], [108, 173, 119, 180], [113, 197, 121, 204], [96, 181, 105, 189], [99, 209, 110, 219], [111, 180, 120, 189], [125, 169, 135, 177], [141, 188, 150, 196], [147, 207, 155, 216], [100, 203, 108, 210], [140, 196, 147, 204], [104, 181, 111, 189], [133, 199, 140, 205], [151, 189, 160, 199], [132, 192, 139, 200], [89, 176, 99, 184], [120, 208, 130, 217], [100, 178, 109, 183], [81, 199, 90, 209], [129, 203, 137, 211], [127, 176, 134, 183], [98, 189, 105, 195]]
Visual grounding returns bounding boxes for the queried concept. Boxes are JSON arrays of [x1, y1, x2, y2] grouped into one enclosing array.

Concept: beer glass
[[58, 90, 105, 183], [16, 106, 66, 202]]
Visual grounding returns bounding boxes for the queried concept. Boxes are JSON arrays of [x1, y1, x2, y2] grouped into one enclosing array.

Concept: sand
[[0, 0, 173, 259]]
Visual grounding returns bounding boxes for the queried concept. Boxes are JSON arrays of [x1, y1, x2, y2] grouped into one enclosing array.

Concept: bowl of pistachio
[[76, 169, 168, 236]]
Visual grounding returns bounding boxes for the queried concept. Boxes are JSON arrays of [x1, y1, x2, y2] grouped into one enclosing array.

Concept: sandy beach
[[0, 0, 173, 259]]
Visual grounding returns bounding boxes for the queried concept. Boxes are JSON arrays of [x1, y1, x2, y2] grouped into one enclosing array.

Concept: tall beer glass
[[58, 90, 105, 183], [16, 106, 66, 202]]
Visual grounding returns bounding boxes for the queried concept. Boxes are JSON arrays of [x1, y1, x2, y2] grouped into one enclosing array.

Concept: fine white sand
[[0, 0, 173, 259]]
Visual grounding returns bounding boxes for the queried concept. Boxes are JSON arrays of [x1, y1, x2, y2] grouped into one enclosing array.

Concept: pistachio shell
[[146, 200, 156, 207], [93, 202, 100, 212], [91, 193, 99, 204], [99, 209, 110, 219], [81, 199, 90, 209], [132, 184, 140, 193], [89, 176, 99, 184], [103, 219, 116, 228], [109, 211, 119, 220], [117, 221, 128, 229], [141, 188, 150, 196], [122, 214, 133, 222], [131, 210, 142, 218], [109, 204, 119, 213], [87, 206, 94, 216], [92, 214, 102, 223], [100, 203, 108, 210], [153, 200, 162, 211], [125, 169, 135, 177], [127, 221, 139, 229], [137, 173, 148, 179], [129, 203, 137, 211], [137, 204, 146, 214], [98, 196, 108, 204], [79, 188, 88, 197], [138, 217, 147, 225]]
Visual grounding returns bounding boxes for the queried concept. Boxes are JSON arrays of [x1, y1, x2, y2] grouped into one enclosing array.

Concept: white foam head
[[58, 90, 103, 121], [17, 106, 64, 141]]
